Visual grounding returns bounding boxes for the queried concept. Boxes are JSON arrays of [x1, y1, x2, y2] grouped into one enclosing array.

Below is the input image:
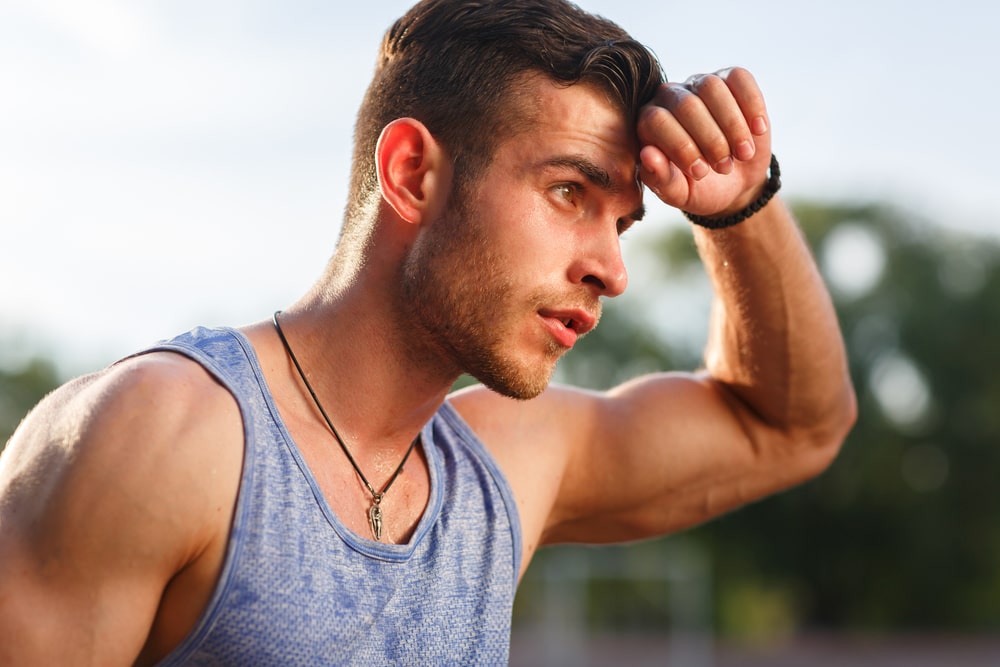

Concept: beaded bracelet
[[682, 154, 781, 230]]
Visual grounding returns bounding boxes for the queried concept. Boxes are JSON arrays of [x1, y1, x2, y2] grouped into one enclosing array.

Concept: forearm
[[635, 67, 855, 446], [694, 196, 856, 441]]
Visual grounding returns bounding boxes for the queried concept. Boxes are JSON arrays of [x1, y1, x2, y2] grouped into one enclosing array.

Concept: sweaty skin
[[0, 71, 855, 664]]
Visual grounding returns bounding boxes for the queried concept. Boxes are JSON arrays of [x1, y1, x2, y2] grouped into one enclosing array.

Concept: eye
[[552, 183, 582, 206]]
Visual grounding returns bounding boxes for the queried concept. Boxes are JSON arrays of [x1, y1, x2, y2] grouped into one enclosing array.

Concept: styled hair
[[342, 0, 665, 241]]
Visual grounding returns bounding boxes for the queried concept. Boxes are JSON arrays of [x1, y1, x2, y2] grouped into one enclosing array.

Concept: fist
[[637, 67, 772, 217]]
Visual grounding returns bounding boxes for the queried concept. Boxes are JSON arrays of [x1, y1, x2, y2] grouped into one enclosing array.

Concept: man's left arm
[[637, 67, 857, 453], [549, 67, 856, 543]]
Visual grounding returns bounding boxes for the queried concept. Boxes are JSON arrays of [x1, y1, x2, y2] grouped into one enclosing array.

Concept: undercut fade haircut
[[340, 0, 665, 245]]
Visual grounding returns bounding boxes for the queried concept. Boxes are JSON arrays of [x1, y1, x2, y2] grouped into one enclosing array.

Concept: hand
[[637, 67, 772, 217]]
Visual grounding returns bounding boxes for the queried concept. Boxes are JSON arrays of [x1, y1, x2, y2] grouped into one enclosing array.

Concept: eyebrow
[[543, 156, 646, 222]]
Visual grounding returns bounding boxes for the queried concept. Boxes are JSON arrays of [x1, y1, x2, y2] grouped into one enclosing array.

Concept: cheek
[[495, 201, 575, 278], [468, 182, 584, 287]]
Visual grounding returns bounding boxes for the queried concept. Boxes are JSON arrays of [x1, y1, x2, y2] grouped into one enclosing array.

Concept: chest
[[156, 413, 520, 665], [294, 427, 432, 545]]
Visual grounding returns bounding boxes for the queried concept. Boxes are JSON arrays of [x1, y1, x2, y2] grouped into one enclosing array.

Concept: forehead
[[500, 76, 641, 184]]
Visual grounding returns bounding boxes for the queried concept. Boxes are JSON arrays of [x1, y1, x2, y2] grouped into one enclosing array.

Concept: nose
[[570, 230, 628, 298]]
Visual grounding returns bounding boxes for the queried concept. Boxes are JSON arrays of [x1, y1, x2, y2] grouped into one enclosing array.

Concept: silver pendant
[[368, 500, 383, 541]]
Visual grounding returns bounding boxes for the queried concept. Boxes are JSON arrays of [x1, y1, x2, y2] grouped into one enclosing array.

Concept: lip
[[538, 307, 598, 348]]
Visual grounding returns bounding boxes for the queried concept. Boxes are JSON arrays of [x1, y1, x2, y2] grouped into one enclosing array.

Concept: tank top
[[147, 327, 522, 666]]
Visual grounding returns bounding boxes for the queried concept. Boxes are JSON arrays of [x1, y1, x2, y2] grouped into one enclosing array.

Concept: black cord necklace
[[272, 311, 419, 541]]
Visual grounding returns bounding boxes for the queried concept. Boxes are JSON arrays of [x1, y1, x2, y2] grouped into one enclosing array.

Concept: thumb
[[639, 145, 690, 208]]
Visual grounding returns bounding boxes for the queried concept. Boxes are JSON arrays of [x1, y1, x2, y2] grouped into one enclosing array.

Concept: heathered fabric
[[148, 327, 522, 666]]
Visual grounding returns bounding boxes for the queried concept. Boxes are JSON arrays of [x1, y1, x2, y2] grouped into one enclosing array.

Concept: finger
[[718, 67, 769, 138], [638, 144, 690, 208], [687, 72, 756, 164], [637, 85, 715, 181]]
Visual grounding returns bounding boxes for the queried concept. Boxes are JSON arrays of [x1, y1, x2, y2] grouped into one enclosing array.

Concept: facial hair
[[398, 198, 581, 400]]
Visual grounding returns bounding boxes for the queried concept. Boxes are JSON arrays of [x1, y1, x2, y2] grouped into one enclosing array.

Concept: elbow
[[796, 380, 858, 480], [837, 380, 860, 444], [826, 376, 859, 450]]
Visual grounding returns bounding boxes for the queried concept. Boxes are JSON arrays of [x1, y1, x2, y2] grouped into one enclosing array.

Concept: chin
[[486, 378, 549, 401], [473, 351, 560, 401]]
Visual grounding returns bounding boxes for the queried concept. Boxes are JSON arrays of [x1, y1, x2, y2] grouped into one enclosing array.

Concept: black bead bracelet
[[682, 154, 781, 230]]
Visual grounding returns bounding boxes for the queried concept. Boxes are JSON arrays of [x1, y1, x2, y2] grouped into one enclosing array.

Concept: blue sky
[[2, 0, 997, 373]]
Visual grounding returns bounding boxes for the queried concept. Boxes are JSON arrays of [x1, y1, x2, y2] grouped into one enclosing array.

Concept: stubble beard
[[398, 202, 564, 401]]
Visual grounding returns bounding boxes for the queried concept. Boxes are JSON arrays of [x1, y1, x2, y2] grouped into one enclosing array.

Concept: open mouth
[[540, 308, 597, 339]]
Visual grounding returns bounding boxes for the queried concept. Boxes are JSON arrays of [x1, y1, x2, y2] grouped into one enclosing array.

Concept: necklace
[[272, 311, 419, 541]]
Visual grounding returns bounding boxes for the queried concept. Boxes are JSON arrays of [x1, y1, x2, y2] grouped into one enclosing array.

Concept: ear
[[375, 118, 451, 224]]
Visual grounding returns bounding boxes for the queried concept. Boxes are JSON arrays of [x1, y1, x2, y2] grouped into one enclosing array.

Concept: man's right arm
[[0, 353, 243, 666]]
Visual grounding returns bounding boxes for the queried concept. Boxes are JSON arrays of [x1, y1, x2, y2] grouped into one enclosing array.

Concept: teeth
[[562, 318, 573, 328]]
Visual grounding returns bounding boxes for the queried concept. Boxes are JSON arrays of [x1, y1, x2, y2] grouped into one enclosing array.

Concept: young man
[[0, 0, 855, 664]]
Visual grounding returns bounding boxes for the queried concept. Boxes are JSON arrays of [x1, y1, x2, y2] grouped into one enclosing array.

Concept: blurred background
[[2, 1, 999, 664]]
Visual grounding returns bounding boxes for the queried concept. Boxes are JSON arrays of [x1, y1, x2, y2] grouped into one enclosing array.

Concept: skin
[[0, 69, 856, 664]]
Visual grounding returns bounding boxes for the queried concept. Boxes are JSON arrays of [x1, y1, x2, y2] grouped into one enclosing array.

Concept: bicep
[[0, 406, 164, 662], [0, 358, 240, 664], [0, 501, 166, 664], [546, 371, 832, 544]]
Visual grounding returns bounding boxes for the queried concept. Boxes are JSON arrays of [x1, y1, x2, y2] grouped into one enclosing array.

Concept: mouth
[[539, 307, 598, 347], [558, 314, 595, 335]]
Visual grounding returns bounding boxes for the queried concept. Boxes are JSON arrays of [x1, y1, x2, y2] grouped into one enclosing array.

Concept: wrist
[[683, 154, 781, 230]]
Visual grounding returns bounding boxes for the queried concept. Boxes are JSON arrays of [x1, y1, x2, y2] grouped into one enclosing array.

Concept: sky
[[1, 0, 998, 375]]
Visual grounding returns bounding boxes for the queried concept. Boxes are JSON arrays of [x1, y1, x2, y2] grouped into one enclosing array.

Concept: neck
[[275, 266, 459, 451]]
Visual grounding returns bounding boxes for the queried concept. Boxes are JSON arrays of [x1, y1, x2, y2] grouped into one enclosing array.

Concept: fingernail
[[714, 157, 733, 174], [690, 159, 709, 180], [751, 116, 768, 135], [736, 140, 755, 161]]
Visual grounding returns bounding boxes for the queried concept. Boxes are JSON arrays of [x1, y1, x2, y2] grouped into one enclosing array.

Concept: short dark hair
[[343, 0, 664, 236]]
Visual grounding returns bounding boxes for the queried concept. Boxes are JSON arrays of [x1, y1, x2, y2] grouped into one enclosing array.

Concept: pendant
[[368, 498, 383, 541]]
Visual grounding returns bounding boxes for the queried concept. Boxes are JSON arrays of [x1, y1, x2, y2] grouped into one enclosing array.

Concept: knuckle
[[653, 81, 673, 98], [728, 65, 752, 80], [639, 103, 668, 124], [723, 66, 757, 91], [674, 139, 702, 162], [673, 92, 703, 118], [659, 81, 688, 104], [690, 74, 726, 96], [705, 136, 733, 161], [683, 72, 709, 86], [723, 116, 751, 141], [637, 104, 672, 139]]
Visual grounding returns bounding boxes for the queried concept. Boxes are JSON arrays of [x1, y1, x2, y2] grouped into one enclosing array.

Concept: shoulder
[[24, 350, 242, 455], [448, 382, 598, 462], [447, 382, 607, 564], [0, 350, 245, 661], [12, 348, 244, 512], [446, 373, 733, 551], [2, 349, 244, 575]]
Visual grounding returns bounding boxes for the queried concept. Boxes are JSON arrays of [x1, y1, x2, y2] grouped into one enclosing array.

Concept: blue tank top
[[148, 327, 522, 666]]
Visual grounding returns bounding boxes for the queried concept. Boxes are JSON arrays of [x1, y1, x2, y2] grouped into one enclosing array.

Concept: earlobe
[[375, 118, 448, 224]]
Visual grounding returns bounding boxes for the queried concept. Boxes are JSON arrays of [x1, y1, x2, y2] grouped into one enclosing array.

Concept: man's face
[[401, 77, 644, 399]]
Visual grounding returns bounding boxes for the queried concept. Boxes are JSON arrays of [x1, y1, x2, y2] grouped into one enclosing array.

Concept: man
[[0, 0, 855, 664]]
